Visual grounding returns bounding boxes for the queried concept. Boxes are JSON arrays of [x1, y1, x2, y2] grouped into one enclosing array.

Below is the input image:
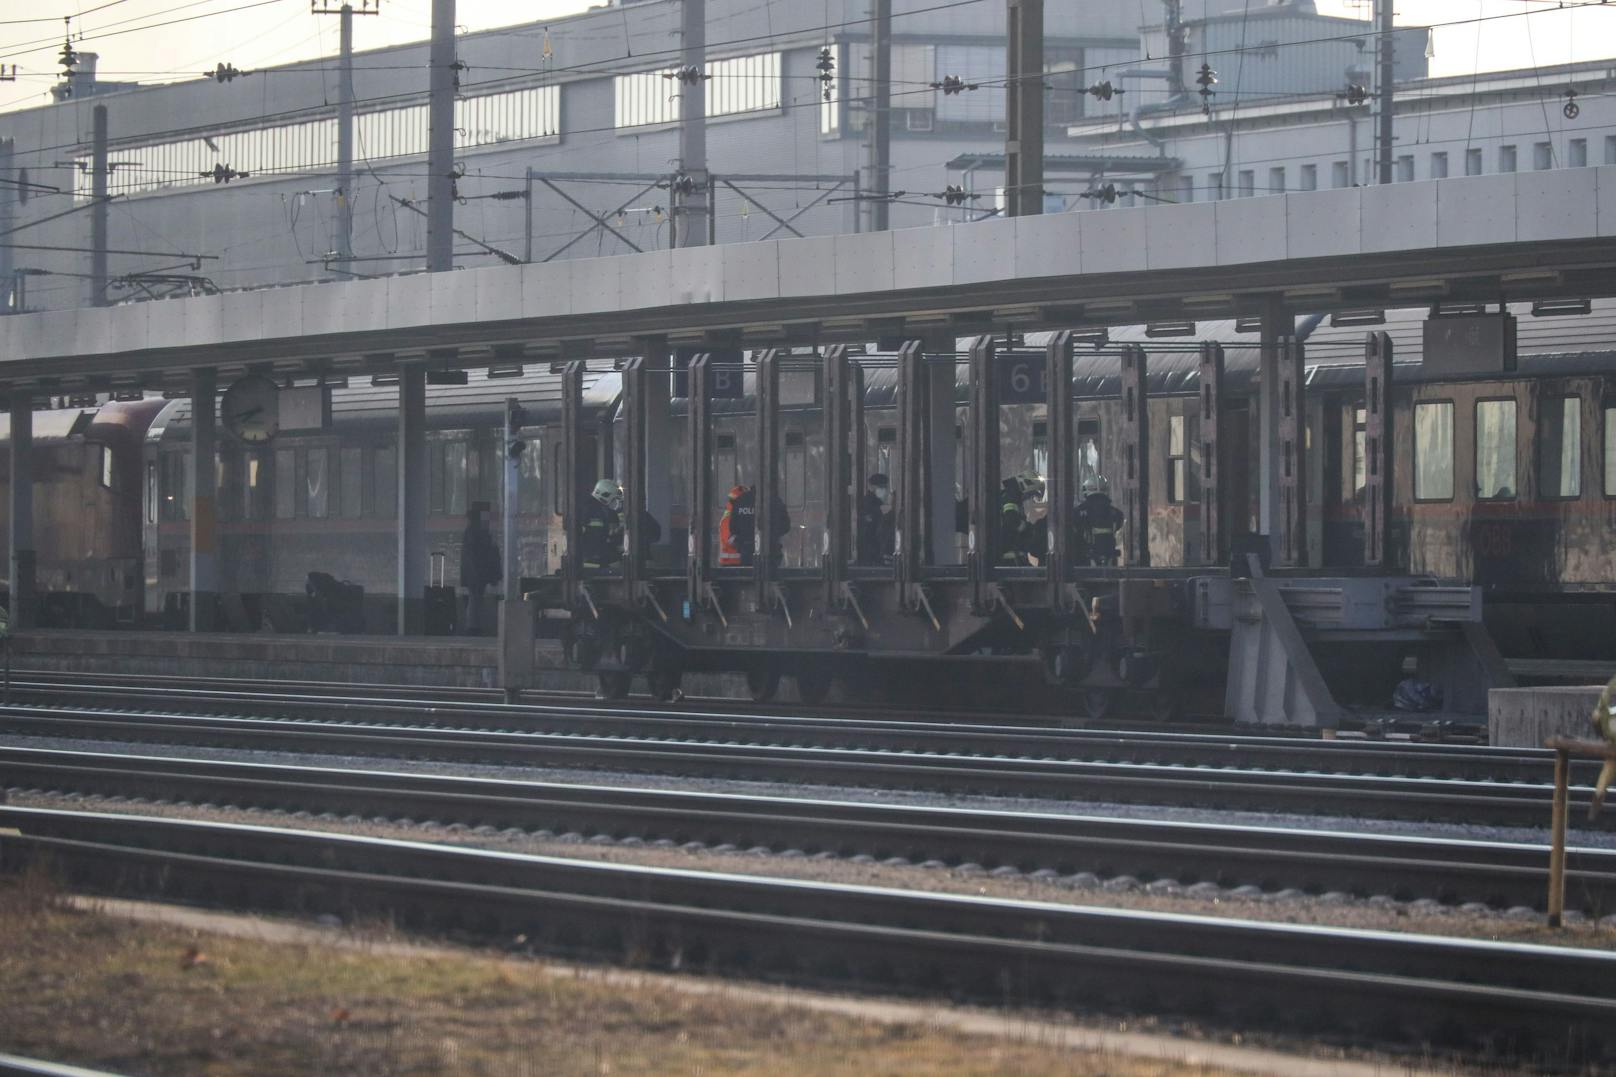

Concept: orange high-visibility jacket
[[719, 501, 742, 566]]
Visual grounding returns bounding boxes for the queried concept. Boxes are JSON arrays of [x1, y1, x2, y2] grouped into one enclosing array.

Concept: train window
[[518, 438, 543, 515], [96, 444, 113, 489], [1352, 407, 1367, 499], [340, 447, 363, 518], [374, 446, 397, 519], [1167, 415, 1187, 504], [145, 461, 157, 524], [429, 443, 446, 514], [1031, 421, 1049, 483], [1604, 409, 1616, 497], [1474, 399, 1517, 500], [445, 441, 468, 517], [1076, 420, 1101, 492], [784, 430, 807, 506], [159, 450, 191, 521], [306, 446, 330, 519], [274, 449, 296, 520], [245, 455, 266, 520], [876, 427, 895, 477], [1539, 396, 1581, 499], [1413, 402, 1454, 501], [715, 433, 738, 489]]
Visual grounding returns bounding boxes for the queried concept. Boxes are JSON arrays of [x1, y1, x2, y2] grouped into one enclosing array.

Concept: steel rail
[[0, 703, 1598, 829], [2, 744, 1609, 911], [2, 805, 1614, 1065], [1, 676, 1576, 785]]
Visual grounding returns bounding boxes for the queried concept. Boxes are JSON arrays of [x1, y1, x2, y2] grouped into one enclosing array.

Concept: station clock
[[220, 374, 281, 444]]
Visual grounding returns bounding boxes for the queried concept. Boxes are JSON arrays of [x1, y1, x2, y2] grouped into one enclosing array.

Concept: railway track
[[1, 744, 1605, 911], [0, 699, 1590, 828], [3, 804, 1613, 1066], [0, 674, 1567, 784]]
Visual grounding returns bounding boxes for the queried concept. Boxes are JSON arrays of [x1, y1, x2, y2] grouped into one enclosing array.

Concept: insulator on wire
[[930, 74, 979, 96], [1563, 87, 1580, 120], [1344, 83, 1368, 106], [817, 47, 836, 102], [1086, 80, 1123, 101]]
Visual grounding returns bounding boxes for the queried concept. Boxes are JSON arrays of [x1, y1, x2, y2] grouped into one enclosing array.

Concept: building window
[[1237, 169, 1255, 197], [1540, 396, 1581, 498], [1474, 399, 1516, 500], [1209, 172, 1223, 199], [1466, 148, 1483, 175], [1430, 152, 1448, 179], [1268, 166, 1285, 194], [1534, 141, 1553, 170], [1570, 138, 1587, 167], [1331, 160, 1349, 188], [1177, 174, 1194, 203], [1299, 163, 1317, 191], [78, 86, 560, 198], [1604, 408, 1616, 497], [1044, 47, 1084, 126], [1414, 402, 1453, 501], [1607, 136, 1616, 165], [1396, 155, 1414, 182], [1499, 145, 1517, 173], [1167, 414, 1187, 504], [616, 51, 781, 129]]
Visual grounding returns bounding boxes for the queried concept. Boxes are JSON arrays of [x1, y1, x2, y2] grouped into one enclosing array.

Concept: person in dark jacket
[[580, 479, 661, 569], [856, 473, 894, 564], [459, 503, 501, 635], [1074, 477, 1124, 566]]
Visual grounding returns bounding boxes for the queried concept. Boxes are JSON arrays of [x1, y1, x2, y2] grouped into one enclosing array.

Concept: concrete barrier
[[1490, 685, 1606, 748]]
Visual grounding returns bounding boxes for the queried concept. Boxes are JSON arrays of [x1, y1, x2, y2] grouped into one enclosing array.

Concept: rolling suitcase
[[424, 551, 458, 635]]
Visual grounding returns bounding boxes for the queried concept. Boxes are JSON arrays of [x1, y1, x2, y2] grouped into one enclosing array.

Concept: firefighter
[[1075, 476, 1124, 566], [998, 473, 1044, 566], [856, 473, 894, 564], [1591, 672, 1616, 817], [719, 484, 751, 567], [579, 478, 623, 568]]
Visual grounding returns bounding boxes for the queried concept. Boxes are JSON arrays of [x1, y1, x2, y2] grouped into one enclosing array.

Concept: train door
[[1224, 402, 1254, 542], [1320, 395, 1366, 566]]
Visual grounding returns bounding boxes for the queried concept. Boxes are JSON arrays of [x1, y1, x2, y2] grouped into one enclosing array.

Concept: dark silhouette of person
[[459, 503, 501, 635]]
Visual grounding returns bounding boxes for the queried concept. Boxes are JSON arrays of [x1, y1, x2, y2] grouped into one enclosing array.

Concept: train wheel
[[1081, 688, 1114, 721], [795, 668, 832, 706], [596, 671, 631, 701], [647, 667, 684, 702], [746, 669, 780, 703]]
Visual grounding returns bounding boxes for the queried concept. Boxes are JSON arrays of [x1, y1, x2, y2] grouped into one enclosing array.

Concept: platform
[[8, 630, 504, 689], [1490, 685, 1606, 749]]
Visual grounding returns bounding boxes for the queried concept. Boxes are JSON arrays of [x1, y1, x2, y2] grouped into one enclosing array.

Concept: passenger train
[[2, 300, 1613, 711]]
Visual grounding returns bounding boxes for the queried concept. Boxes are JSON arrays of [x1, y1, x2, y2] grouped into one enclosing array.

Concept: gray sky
[[2, 0, 1613, 115]]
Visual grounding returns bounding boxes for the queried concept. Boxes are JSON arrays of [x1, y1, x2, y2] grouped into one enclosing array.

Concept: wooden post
[[1549, 745, 1570, 927]]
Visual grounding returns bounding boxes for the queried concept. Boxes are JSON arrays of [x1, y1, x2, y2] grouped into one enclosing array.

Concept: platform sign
[[995, 352, 1047, 404], [673, 347, 745, 399], [1422, 313, 1517, 375]]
